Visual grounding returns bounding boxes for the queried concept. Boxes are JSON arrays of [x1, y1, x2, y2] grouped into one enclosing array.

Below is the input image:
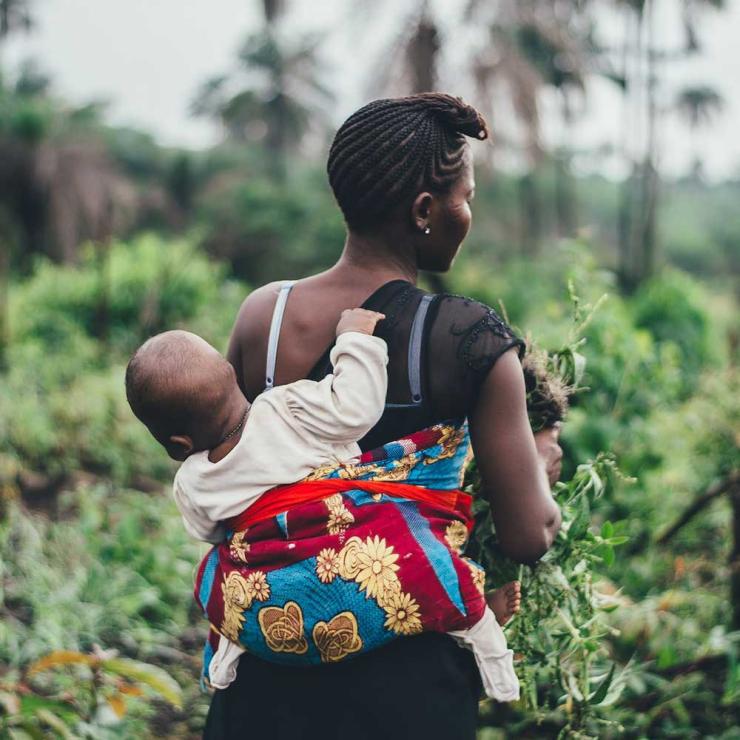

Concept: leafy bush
[[2, 235, 248, 483], [196, 170, 345, 283], [631, 270, 716, 387], [11, 233, 243, 357], [0, 488, 210, 737]]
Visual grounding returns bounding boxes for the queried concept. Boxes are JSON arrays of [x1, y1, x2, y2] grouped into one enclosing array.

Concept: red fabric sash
[[225, 479, 472, 532]]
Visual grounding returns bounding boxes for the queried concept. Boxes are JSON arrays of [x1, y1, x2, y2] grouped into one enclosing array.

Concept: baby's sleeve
[[173, 479, 225, 545], [281, 332, 388, 444]]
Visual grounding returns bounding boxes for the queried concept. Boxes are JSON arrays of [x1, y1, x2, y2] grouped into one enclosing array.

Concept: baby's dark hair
[[125, 330, 231, 446], [327, 93, 488, 232], [522, 349, 570, 433]]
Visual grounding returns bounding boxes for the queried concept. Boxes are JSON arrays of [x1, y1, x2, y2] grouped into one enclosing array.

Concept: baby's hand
[[336, 308, 386, 337]]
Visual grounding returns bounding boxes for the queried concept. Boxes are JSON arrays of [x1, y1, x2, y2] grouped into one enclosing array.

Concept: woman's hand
[[533, 422, 563, 488]]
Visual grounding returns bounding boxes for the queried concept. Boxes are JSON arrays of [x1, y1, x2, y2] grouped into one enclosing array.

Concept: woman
[[205, 93, 562, 740]]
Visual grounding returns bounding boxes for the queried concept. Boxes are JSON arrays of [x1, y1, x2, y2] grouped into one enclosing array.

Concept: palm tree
[[614, 0, 725, 290], [0, 0, 34, 371], [365, 0, 441, 97], [675, 84, 724, 177], [0, 0, 32, 40], [468, 0, 595, 252], [191, 2, 332, 180]]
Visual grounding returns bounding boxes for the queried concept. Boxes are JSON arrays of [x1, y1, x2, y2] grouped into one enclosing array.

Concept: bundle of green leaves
[[468, 289, 630, 738]]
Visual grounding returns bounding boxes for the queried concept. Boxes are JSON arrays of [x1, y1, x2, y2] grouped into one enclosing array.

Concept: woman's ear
[[411, 191, 433, 232], [168, 434, 194, 461]]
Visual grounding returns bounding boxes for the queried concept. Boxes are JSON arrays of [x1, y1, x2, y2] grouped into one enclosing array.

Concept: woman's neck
[[334, 230, 418, 286]]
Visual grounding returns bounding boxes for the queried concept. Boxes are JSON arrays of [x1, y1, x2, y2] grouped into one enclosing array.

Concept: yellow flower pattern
[[315, 548, 340, 583], [221, 572, 251, 641], [300, 423, 467, 486], [244, 571, 271, 603], [229, 529, 250, 564], [258, 602, 309, 655], [423, 425, 468, 465], [464, 558, 486, 595], [325, 494, 355, 536], [312, 612, 363, 663], [208, 420, 485, 666], [445, 520, 469, 554], [383, 590, 423, 635], [352, 535, 401, 605]]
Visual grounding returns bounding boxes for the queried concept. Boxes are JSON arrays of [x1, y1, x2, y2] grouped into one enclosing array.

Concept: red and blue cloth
[[194, 421, 489, 682]]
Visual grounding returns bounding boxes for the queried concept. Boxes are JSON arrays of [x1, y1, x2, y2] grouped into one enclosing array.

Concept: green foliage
[[197, 168, 345, 283], [631, 270, 717, 386], [1, 234, 247, 484], [0, 488, 209, 737], [471, 454, 630, 738], [11, 234, 240, 355], [1, 234, 736, 737]]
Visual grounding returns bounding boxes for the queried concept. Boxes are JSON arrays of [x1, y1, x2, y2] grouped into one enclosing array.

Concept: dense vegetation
[[1, 0, 738, 737], [1, 228, 737, 737]]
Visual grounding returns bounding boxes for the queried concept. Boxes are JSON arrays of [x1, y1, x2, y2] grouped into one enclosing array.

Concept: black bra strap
[[408, 294, 433, 404], [385, 293, 433, 408]]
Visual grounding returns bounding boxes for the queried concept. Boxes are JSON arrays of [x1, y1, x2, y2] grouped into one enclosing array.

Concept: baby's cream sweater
[[172, 331, 388, 545]]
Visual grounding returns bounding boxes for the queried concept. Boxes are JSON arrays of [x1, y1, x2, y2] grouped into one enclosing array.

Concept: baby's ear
[[168, 435, 194, 461]]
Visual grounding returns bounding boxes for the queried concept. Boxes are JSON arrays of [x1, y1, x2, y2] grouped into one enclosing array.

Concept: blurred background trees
[[0, 0, 738, 737]]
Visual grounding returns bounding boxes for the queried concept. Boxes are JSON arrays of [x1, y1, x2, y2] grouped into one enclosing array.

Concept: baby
[[126, 308, 520, 699]]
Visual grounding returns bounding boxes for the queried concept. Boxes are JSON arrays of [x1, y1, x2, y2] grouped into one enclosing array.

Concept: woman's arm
[[469, 348, 562, 564]]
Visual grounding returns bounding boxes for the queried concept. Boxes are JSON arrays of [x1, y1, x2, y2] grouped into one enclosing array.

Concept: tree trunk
[[407, 8, 440, 94], [638, 0, 659, 282], [519, 171, 542, 257], [0, 235, 9, 371], [731, 481, 740, 630], [617, 9, 638, 291], [554, 151, 576, 238], [617, 175, 634, 292]]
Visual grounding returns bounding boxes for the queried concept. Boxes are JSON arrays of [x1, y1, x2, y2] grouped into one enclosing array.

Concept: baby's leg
[[448, 608, 520, 702], [485, 580, 521, 626], [209, 635, 246, 690]]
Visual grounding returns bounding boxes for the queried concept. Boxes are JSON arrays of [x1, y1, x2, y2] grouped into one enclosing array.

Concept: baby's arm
[[280, 309, 388, 444], [173, 479, 225, 544]]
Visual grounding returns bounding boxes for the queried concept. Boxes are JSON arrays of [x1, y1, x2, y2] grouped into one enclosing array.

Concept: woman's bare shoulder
[[227, 281, 289, 398], [231, 281, 287, 342]]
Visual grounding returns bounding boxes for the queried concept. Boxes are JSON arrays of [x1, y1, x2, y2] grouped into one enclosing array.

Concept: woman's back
[[205, 279, 523, 740], [229, 278, 523, 448]]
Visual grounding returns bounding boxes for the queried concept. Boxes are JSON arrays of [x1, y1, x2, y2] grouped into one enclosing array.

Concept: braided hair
[[327, 93, 488, 232]]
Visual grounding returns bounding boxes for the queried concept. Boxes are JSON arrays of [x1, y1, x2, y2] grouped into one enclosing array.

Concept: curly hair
[[327, 93, 488, 231]]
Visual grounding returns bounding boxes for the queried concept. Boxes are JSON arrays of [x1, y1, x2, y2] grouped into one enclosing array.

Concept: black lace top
[[307, 280, 524, 451]]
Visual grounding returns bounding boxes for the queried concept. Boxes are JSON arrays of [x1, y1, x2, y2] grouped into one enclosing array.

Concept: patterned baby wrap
[[194, 421, 489, 681]]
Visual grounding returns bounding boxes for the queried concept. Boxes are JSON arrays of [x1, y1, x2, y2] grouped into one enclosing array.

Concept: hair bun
[[328, 92, 488, 232], [421, 93, 489, 141]]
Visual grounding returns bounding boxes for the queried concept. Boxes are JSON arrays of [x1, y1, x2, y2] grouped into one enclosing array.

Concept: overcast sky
[[3, 0, 740, 180]]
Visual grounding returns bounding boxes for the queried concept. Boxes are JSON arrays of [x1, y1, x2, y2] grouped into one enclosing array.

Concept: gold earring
[[424, 226, 431, 235]]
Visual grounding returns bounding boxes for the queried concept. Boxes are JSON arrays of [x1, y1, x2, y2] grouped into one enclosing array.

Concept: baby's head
[[125, 330, 243, 461]]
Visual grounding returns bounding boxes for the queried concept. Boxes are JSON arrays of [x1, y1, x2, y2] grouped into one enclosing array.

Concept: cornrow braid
[[327, 93, 488, 232]]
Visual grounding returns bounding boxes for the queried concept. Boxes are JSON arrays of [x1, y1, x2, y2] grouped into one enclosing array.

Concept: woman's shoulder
[[427, 292, 525, 381], [231, 281, 288, 340], [433, 291, 523, 349]]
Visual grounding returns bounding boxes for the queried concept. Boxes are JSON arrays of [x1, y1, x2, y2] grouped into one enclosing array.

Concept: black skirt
[[203, 632, 482, 740]]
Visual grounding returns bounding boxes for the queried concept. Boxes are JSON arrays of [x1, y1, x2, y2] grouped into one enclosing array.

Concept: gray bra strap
[[407, 294, 433, 405], [264, 280, 296, 390]]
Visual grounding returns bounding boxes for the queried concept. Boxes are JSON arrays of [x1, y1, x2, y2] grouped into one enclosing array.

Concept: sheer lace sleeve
[[424, 295, 525, 422]]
